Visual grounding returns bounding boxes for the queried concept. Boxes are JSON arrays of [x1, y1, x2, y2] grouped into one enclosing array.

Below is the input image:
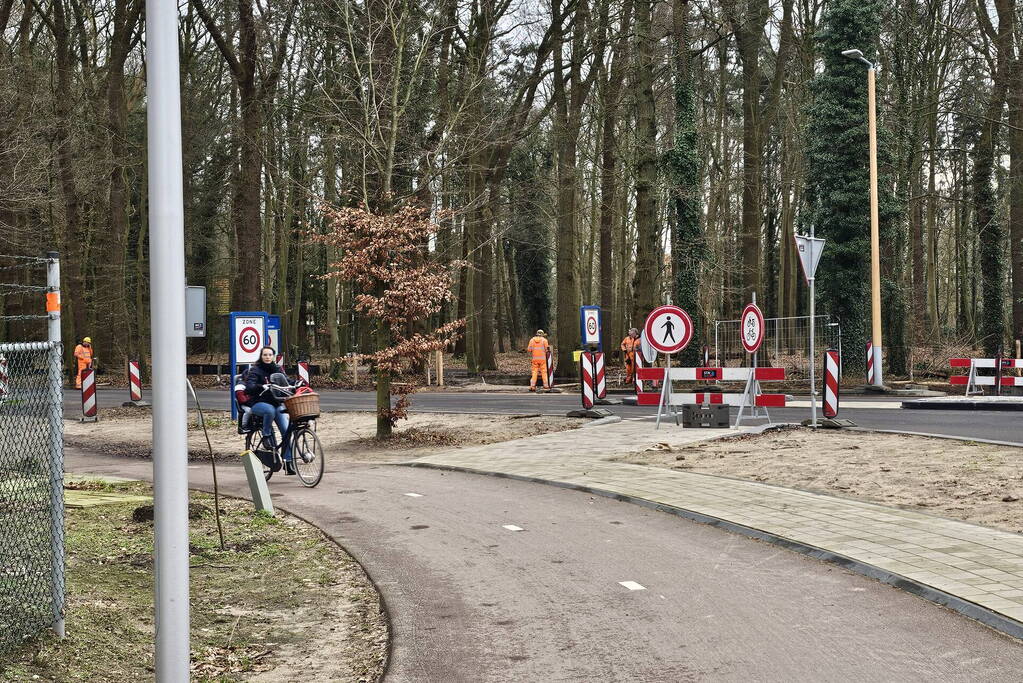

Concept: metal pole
[[809, 277, 817, 427], [146, 0, 190, 677], [46, 252, 65, 638], [868, 67, 883, 387]]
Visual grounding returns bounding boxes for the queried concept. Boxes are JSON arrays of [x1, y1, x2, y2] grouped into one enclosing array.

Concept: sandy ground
[[616, 427, 1023, 534], [63, 408, 580, 463]]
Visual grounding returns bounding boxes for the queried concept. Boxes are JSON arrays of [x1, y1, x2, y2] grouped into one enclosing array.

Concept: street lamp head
[[841, 48, 874, 68]]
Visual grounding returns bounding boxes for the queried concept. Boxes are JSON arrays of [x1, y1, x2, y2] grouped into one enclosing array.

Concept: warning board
[[740, 302, 765, 354], [643, 306, 693, 355]]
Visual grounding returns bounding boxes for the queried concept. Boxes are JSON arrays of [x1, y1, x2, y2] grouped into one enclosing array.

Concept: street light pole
[[842, 48, 884, 387], [146, 0, 190, 678]]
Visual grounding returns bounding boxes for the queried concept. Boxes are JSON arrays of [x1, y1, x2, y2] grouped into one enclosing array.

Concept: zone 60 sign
[[233, 315, 265, 363]]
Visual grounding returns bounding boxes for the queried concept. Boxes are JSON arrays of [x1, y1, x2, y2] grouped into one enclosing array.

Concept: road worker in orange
[[527, 329, 550, 392], [73, 336, 96, 389], [621, 327, 640, 383]]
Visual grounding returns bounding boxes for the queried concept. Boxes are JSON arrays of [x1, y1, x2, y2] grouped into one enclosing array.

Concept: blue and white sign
[[266, 315, 282, 356], [229, 311, 268, 419], [580, 305, 602, 349]]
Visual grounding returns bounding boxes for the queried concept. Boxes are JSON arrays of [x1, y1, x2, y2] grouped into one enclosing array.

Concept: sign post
[[735, 296, 766, 427], [229, 312, 267, 419], [580, 305, 602, 350], [794, 233, 825, 428], [643, 305, 694, 428], [267, 315, 282, 361]]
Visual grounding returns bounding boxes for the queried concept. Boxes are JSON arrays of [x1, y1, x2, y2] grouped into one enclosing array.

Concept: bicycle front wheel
[[246, 430, 277, 482], [291, 425, 324, 487]]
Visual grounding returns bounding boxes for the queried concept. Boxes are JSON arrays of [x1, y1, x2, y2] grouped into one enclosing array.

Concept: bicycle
[[241, 379, 325, 487]]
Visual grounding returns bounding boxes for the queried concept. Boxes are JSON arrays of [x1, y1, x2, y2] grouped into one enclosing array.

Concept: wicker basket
[[284, 392, 320, 421]]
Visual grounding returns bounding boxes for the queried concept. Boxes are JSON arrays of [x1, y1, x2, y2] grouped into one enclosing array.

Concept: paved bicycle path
[[411, 420, 1023, 638], [66, 445, 1023, 681]]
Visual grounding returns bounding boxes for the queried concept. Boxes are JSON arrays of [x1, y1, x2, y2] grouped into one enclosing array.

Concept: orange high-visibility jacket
[[74, 344, 93, 367], [527, 336, 549, 362], [621, 336, 639, 353]]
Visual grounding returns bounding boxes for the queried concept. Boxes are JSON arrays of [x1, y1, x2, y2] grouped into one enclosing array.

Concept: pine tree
[[804, 0, 903, 374], [666, 0, 705, 366]]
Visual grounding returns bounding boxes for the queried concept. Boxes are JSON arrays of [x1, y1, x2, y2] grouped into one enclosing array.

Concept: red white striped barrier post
[[0, 354, 8, 405], [80, 367, 97, 422], [580, 351, 606, 408], [823, 349, 840, 418], [128, 360, 142, 401], [866, 341, 874, 385], [276, 354, 285, 367], [298, 361, 310, 386], [546, 349, 555, 390]]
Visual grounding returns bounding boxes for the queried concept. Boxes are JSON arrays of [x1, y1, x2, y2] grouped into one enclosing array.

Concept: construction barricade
[[127, 360, 142, 401], [823, 349, 840, 418], [80, 367, 97, 422], [637, 365, 786, 428], [949, 357, 1023, 396]]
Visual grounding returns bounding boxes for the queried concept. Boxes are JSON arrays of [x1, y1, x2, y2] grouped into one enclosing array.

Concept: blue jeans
[[250, 402, 291, 462]]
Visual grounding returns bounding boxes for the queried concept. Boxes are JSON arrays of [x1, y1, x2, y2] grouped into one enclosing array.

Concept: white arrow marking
[[502, 524, 524, 532]]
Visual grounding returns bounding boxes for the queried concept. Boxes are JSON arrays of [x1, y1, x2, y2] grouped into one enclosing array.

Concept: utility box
[[682, 403, 729, 428]]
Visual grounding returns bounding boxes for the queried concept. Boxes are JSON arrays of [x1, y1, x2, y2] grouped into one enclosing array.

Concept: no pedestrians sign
[[643, 305, 693, 355]]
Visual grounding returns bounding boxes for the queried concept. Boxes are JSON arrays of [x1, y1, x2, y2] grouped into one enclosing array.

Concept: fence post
[[437, 349, 444, 386], [46, 252, 66, 639]]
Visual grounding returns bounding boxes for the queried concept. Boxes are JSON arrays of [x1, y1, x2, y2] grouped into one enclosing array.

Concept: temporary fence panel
[[714, 314, 841, 380], [0, 342, 65, 655]]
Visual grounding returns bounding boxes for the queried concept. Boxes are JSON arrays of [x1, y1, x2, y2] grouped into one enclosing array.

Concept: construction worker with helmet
[[621, 328, 640, 383], [527, 329, 550, 392], [73, 336, 97, 389]]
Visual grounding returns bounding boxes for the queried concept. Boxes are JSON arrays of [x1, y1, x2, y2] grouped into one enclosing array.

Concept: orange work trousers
[[530, 359, 548, 389], [76, 360, 90, 389], [624, 352, 636, 383]]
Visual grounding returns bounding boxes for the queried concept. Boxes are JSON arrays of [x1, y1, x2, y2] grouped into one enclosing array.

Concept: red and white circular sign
[[643, 305, 693, 355], [238, 326, 261, 355], [740, 302, 765, 354]]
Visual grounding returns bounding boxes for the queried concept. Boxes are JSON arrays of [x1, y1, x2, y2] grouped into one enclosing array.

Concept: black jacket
[[242, 362, 285, 406]]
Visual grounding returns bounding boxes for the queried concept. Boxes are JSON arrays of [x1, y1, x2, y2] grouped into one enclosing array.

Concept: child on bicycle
[[238, 346, 295, 475]]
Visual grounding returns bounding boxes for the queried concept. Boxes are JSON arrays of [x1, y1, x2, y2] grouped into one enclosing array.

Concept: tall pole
[[867, 66, 883, 386], [146, 0, 190, 679], [46, 252, 65, 638]]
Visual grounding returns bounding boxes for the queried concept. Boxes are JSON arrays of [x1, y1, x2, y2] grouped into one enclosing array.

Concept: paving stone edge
[[402, 460, 1023, 642]]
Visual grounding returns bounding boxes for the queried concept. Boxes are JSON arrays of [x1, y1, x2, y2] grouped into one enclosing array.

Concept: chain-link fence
[[714, 315, 842, 380], [0, 342, 65, 654]]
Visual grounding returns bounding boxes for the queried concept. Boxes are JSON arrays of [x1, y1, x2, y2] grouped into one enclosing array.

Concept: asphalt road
[[68, 388, 1023, 444], [66, 448, 1023, 681]]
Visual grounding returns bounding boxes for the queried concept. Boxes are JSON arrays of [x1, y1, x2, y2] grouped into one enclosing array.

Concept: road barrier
[[638, 365, 787, 428], [298, 361, 310, 386], [950, 357, 1023, 395], [80, 367, 97, 422], [580, 351, 606, 409], [824, 349, 840, 418], [0, 354, 7, 405], [866, 341, 874, 385], [127, 360, 142, 401]]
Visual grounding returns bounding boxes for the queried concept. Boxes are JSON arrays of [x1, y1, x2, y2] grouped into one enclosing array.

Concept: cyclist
[[240, 346, 295, 475]]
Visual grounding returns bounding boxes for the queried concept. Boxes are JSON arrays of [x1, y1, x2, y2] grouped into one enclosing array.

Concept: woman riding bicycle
[[239, 346, 295, 475]]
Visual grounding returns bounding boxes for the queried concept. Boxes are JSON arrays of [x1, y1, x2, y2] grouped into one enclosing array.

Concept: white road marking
[[502, 524, 524, 531], [404, 492, 423, 498], [619, 581, 646, 591]]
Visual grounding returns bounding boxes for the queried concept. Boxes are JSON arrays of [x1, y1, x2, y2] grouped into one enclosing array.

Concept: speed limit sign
[[232, 315, 265, 363], [740, 302, 765, 354]]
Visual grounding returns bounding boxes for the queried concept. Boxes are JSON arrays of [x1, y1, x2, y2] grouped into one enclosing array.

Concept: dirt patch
[[615, 427, 1023, 533], [0, 483, 386, 681], [63, 410, 579, 463]]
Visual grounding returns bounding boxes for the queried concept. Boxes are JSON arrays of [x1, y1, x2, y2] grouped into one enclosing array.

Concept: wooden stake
[[437, 349, 444, 386]]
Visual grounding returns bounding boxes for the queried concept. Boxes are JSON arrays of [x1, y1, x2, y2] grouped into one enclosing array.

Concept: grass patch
[[0, 482, 386, 681]]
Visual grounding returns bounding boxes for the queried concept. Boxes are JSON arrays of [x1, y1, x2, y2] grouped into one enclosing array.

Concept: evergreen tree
[[804, 0, 903, 375], [665, 0, 705, 366]]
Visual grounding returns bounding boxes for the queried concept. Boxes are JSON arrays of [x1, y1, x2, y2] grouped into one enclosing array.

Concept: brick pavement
[[411, 419, 1023, 635]]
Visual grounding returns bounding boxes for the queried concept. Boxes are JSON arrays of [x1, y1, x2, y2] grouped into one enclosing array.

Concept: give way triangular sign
[[793, 234, 825, 283]]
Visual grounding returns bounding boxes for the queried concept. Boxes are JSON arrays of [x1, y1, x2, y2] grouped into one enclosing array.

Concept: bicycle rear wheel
[[245, 429, 278, 481], [291, 424, 324, 487]]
